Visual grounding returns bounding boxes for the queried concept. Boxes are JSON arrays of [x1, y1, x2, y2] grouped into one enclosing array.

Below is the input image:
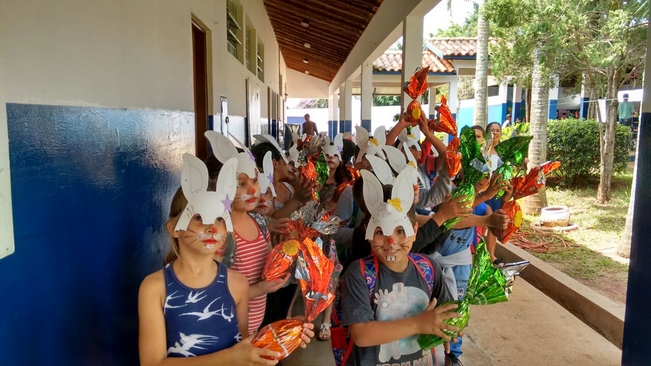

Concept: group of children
[[137, 111, 514, 366]]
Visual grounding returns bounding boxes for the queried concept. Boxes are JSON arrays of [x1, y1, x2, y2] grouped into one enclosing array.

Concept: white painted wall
[[1, 0, 286, 125], [286, 69, 330, 98], [0, 9, 15, 259]]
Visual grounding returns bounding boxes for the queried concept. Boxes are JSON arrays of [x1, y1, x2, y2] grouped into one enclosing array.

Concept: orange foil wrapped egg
[[252, 319, 304, 360], [261, 240, 300, 281]]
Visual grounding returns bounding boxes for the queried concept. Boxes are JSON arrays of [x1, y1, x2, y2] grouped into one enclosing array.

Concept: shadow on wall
[[1, 104, 194, 365]]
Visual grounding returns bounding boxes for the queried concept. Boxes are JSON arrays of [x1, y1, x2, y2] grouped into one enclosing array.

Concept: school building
[[0, 0, 650, 364]]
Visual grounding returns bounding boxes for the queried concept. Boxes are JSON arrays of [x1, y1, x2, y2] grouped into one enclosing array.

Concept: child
[[340, 167, 460, 366], [205, 132, 289, 336], [138, 155, 295, 364]]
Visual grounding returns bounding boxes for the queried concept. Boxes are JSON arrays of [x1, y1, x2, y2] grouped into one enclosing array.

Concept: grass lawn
[[515, 170, 632, 304]]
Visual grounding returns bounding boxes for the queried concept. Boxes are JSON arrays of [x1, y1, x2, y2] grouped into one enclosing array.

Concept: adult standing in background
[[502, 113, 512, 128], [618, 93, 634, 127], [303, 114, 318, 136]]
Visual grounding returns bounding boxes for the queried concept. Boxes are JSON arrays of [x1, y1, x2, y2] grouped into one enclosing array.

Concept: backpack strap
[[409, 253, 435, 295], [359, 255, 379, 303]]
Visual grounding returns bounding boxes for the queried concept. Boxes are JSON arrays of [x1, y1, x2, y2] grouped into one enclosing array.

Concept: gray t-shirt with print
[[341, 256, 451, 366]]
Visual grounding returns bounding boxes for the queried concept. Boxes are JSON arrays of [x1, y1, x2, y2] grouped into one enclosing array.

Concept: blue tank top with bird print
[[163, 261, 241, 357]]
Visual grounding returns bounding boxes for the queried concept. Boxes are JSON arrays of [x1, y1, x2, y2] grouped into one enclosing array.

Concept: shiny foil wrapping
[[494, 136, 533, 166], [261, 240, 301, 281], [403, 67, 430, 123], [432, 95, 458, 136], [252, 319, 305, 360], [417, 240, 529, 349], [442, 183, 476, 231], [252, 237, 335, 360]]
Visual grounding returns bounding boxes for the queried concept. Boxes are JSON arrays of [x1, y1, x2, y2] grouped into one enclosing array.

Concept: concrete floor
[[282, 278, 622, 365]]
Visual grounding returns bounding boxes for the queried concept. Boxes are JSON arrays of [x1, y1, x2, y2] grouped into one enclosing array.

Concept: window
[[257, 39, 264, 82], [226, 0, 243, 63], [245, 20, 256, 74]]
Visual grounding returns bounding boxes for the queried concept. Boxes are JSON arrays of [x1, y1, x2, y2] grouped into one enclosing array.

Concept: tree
[[435, 3, 480, 38], [562, 0, 647, 203], [373, 96, 401, 106], [473, 0, 490, 128], [295, 99, 328, 109], [485, 0, 569, 213]]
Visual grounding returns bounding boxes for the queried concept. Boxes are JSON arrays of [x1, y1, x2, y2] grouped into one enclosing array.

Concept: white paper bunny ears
[[205, 131, 258, 178], [253, 134, 290, 164], [398, 126, 422, 151], [258, 151, 277, 197], [322, 133, 344, 161], [175, 154, 238, 232], [355, 125, 387, 162], [361, 167, 415, 241]]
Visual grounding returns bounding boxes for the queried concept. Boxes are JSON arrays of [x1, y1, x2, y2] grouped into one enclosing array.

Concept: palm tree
[[522, 46, 549, 213], [473, 0, 489, 128]]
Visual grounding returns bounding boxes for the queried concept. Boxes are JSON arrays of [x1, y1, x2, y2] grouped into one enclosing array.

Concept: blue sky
[[424, 0, 476, 36]]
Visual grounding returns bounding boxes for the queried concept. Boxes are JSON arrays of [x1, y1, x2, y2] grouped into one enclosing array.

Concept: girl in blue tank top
[[138, 155, 314, 365]]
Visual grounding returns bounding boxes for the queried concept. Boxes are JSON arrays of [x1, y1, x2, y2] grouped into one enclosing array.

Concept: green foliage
[[512, 120, 630, 183], [501, 123, 530, 139], [295, 99, 328, 109], [435, 3, 481, 37], [549, 120, 630, 182], [374, 96, 401, 106]]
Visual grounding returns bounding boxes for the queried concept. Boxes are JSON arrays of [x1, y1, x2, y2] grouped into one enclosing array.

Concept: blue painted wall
[[458, 107, 474, 130], [2, 103, 194, 365], [487, 104, 505, 124], [548, 99, 558, 120], [328, 120, 338, 140]]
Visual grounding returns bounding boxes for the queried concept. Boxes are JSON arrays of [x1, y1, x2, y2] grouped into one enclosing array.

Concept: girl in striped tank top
[[138, 156, 288, 364], [205, 132, 292, 336]]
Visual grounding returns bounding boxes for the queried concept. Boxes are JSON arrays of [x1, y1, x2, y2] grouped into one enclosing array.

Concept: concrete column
[[496, 79, 509, 123], [548, 75, 560, 120], [361, 58, 373, 132], [449, 78, 459, 121], [621, 21, 651, 364], [400, 14, 424, 111], [339, 79, 353, 133], [512, 84, 523, 122], [328, 92, 338, 139], [428, 85, 437, 120], [579, 73, 590, 119], [0, 23, 15, 259]]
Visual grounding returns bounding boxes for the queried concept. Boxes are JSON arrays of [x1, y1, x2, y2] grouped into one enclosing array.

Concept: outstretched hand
[[436, 194, 473, 223], [231, 335, 282, 365], [416, 298, 461, 341]]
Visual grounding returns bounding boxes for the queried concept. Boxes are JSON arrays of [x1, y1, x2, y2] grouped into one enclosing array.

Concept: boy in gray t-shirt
[[340, 169, 459, 366]]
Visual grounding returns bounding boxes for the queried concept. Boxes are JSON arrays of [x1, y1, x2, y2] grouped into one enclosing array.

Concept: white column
[[449, 79, 459, 119], [400, 14, 424, 110], [428, 85, 437, 119], [0, 25, 15, 259], [329, 91, 339, 139], [498, 79, 509, 122], [579, 73, 589, 119], [361, 58, 373, 132], [339, 80, 353, 133]]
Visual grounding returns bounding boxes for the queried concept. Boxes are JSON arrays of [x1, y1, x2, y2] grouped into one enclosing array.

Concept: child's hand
[[501, 181, 513, 202], [231, 335, 281, 365], [483, 173, 505, 199], [444, 331, 464, 354], [268, 218, 291, 235], [418, 111, 431, 133], [417, 298, 461, 340], [488, 209, 509, 229], [256, 273, 291, 295], [292, 177, 316, 203], [288, 316, 316, 348], [436, 194, 472, 223]]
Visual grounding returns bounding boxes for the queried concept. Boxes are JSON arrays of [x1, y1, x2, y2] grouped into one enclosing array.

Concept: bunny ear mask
[[205, 131, 258, 179], [288, 145, 300, 166], [402, 144, 423, 186], [258, 151, 277, 197], [323, 133, 344, 160], [253, 134, 289, 164], [356, 125, 386, 162], [383, 145, 407, 173], [398, 128, 422, 152], [365, 155, 395, 185], [175, 155, 238, 232], [361, 169, 415, 241]]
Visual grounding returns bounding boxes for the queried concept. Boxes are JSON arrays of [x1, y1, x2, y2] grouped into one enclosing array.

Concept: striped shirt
[[231, 214, 270, 335]]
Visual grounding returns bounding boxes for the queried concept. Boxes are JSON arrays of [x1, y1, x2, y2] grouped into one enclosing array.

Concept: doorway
[[192, 20, 209, 159]]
